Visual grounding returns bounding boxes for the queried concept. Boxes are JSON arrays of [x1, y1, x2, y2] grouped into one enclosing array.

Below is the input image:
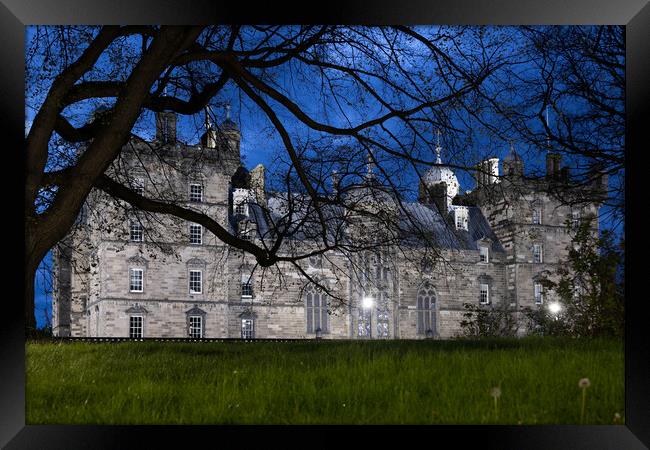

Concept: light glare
[[548, 302, 562, 314]]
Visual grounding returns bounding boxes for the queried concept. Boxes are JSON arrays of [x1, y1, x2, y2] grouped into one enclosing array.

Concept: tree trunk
[[25, 260, 37, 336]]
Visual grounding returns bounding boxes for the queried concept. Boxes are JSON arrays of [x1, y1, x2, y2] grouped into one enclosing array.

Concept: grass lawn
[[26, 337, 624, 425]]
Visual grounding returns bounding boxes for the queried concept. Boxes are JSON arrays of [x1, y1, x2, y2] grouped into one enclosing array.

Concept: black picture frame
[[3, 1, 648, 447]]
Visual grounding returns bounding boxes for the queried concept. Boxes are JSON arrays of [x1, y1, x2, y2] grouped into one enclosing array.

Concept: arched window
[[305, 286, 328, 334], [376, 291, 390, 338], [416, 284, 437, 335]]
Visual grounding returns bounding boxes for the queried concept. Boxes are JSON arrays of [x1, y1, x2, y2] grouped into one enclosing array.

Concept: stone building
[[51, 111, 606, 339]]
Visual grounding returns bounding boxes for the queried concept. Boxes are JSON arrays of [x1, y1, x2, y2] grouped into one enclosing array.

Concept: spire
[[435, 129, 442, 164], [205, 105, 213, 131], [545, 105, 550, 150], [366, 149, 375, 176]]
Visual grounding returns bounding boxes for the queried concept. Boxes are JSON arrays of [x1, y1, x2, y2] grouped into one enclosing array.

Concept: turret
[[502, 143, 524, 178], [419, 136, 460, 211], [155, 111, 176, 144]]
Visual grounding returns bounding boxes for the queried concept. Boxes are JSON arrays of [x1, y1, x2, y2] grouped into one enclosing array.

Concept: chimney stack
[[546, 153, 562, 179], [155, 111, 176, 144]]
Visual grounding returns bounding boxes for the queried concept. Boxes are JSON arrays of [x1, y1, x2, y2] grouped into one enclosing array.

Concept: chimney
[[546, 153, 562, 179], [331, 170, 340, 196], [249, 164, 267, 208], [430, 182, 448, 214], [155, 112, 176, 143], [475, 158, 499, 188]]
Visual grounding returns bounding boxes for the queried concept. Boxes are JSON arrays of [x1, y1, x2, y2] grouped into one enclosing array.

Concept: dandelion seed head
[[578, 378, 591, 388], [490, 387, 501, 398]]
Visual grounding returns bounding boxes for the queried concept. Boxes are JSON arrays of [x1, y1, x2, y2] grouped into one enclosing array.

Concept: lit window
[[305, 288, 328, 334], [235, 202, 248, 216], [479, 246, 489, 263], [241, 319, 255, 339], [129, 315, 143, 338], [130, 268, 143, 292], [130, 220, 143, 242], [241, 281, 253, 298], [533, 244, 543, 263], [357, 304, 371, 338], [480, 283, 490, 304], [571, 210, 581, 229], [416, 284, 436, 335], [189, 270, 202, 294], [189, 315, 203, 338], [532, 208, 541, 225], [189, 223, 202, 245], [534, 283, 544, 305], [376, 291, 390, 338], [453, 207, 469, 231], [189, 183, 203, 202]]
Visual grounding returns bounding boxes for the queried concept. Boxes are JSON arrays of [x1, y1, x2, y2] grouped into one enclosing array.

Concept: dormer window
[[235, 202, 248, 216], [479, 245, 489, 263], [453, 206, 468, 231]]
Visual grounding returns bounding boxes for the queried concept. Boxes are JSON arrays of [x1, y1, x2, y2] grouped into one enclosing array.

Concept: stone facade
[[52, 113, 604, 339]]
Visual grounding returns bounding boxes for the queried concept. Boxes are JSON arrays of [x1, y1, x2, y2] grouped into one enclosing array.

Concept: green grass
[[26, 337, 624, 425]]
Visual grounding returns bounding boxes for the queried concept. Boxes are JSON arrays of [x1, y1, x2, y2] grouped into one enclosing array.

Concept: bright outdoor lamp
[[548, 302, 562, 314], [362, 296, 374, 309]]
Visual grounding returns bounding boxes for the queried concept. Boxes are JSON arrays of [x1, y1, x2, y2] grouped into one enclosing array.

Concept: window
[[189, 223, 202, 245], [130, 220, 143, 242], [130, 268, 143, 292], [189, 270, 202, 294], [241, 281, 253, 298], [129, 315, 143, 338], [479, 246, 489, 263], [480, 283, 490, 304], [305, 288, 328, 334], [453, 207, 468, 231], [571, 209, 581, 229], [235, 202, 248, 216], [241, 319, 255, 339], [189, 315, 203, 338], [417, 284, 436, 335], [534, 283, 544, 305], [532, 208, 541, 225], [421, 257, 433, 274], [308, 254, 322, 269], [239, 228, 251, 241], [533, 244, 543, 263], [132, 177, 145, 196], [373, 252, 389, 281], [357, 305, 371, 338], [376, 291, 390, 338], [189, 183, 203, 202]]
